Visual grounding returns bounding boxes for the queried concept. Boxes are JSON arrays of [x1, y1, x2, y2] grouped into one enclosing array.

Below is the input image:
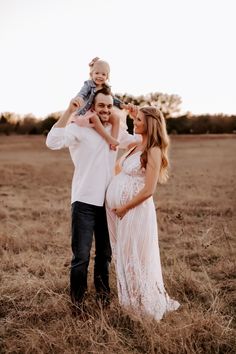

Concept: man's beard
[[98, 112, 110, 122]]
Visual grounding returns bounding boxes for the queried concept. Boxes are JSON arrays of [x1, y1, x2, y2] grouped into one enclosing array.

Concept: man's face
[[93, 93, 113, 123]]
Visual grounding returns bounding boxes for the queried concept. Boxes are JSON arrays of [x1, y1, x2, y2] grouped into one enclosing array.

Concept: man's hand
[[68, 97, 85, 114], [67, 98, 80, 114]]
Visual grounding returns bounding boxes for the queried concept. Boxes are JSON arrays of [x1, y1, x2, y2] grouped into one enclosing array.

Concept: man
[[46, 87, 139, 309]]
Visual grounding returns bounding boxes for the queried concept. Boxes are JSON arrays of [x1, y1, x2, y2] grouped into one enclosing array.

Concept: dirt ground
[[0, 135, 235, 353]]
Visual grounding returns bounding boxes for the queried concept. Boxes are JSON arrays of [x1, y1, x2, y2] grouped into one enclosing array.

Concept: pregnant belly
[[106, 173, 145, 209]]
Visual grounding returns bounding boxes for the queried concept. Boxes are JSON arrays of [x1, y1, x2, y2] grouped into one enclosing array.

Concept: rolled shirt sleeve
[[46, 123, 83, 150], [118, 129, 142, 149]]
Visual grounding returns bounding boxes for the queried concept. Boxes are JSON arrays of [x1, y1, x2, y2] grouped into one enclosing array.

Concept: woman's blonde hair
[[89, 57, 110, 80], [139, 106, 170, 184]]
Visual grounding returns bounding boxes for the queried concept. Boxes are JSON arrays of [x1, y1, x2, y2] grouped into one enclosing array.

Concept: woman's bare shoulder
[[148, 146, 161, 157], [147, 146, 161, 167]]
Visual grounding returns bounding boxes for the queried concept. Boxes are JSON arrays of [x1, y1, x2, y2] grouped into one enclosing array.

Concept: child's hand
[[83, 110, 100, 124], [72, 111, 96, 127], [73, 117, 94, 127]]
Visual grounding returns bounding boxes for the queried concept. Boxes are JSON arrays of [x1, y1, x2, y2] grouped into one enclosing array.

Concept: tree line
[[1, 92, 235, 135]]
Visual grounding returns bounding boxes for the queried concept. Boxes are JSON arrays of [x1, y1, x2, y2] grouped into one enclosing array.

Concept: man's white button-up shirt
[[46, 123, 140, 206]]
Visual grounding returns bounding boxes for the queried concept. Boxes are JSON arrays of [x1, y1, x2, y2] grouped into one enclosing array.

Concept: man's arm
[[118, 103, 141, 149], [54, 99, 78, 128], [118, 128, 142, 149], [46, 100, 82, 150]]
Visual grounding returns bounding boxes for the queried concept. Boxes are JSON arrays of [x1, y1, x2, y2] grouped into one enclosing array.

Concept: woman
[[106, 106, 180, 320]]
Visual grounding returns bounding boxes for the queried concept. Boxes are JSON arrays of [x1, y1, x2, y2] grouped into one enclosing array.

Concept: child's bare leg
[[108, 112, 120, 151], [109, 112, 120, 140], [90, 115, 119, 146]]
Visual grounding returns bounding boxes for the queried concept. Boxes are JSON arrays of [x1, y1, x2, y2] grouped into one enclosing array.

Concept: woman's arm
[[114, 147, 161, 219]]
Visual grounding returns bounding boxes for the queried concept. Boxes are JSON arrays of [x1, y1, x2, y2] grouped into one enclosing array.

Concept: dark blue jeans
[[70, 201, 112, 304]]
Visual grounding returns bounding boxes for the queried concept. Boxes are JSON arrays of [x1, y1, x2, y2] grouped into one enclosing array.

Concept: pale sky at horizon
[[0, 0, 235, 117]]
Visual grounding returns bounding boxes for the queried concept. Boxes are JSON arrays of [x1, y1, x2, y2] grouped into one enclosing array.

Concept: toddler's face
[[91, 63, 109, 86]]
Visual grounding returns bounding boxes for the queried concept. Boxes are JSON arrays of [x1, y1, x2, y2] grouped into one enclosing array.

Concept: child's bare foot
[[110, 144, 118, 151], [106, 136, 119, 147]]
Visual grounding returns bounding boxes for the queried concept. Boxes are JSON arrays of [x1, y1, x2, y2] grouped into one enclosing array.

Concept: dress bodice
[[121, 151, 145, 178]]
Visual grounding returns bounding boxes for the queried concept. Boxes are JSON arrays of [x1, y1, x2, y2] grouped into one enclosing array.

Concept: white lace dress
[[106, 151, 180, 320]]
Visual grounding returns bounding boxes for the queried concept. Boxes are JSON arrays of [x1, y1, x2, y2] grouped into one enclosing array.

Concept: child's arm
[[124, 103, 139, 149], [110, 111, 120, 138], [109, 110, 120, 150], [113, 96, 124, 110], [74, 80, 92, 110]]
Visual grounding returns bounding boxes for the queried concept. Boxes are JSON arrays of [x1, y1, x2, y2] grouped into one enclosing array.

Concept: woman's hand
[[125, 104, 139, 119], [113, 206, 129, 219]]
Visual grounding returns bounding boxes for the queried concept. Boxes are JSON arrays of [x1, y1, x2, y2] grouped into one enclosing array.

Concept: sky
[[0, 0, 235, 117]]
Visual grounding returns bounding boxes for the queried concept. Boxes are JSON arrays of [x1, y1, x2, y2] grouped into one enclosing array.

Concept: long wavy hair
[[139, 106, 170, 184]]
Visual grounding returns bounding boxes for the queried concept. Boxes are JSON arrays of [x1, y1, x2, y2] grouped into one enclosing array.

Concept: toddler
[[73, 57, 126, 149]]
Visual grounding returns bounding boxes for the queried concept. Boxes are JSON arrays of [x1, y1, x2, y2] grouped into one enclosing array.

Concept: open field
[[0, 135, 236, 354]]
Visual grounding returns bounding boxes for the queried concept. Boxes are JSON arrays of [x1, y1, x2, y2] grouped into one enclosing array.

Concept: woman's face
[[133, 111, 147, 135]]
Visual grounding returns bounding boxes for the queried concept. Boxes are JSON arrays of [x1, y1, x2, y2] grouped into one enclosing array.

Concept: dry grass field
[[0, 135, 235, 354]]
